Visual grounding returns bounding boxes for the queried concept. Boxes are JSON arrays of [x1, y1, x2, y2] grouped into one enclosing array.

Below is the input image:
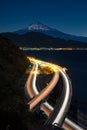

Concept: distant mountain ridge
[[1, 32, 87, 48], [14, 22, 87, 42]]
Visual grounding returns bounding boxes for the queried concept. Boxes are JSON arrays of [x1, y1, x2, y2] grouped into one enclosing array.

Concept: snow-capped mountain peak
[[27, 22, 51, 31], [14, 22, 87, 42]]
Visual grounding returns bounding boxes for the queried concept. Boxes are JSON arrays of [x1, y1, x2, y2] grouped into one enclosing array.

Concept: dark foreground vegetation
[[0, 35, 46, 130]]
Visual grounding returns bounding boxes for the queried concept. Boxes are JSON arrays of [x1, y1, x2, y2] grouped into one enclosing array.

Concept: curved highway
[[26, 57, 84, 130], [26, 64, 36, 98], [28, 68, 59, 110]]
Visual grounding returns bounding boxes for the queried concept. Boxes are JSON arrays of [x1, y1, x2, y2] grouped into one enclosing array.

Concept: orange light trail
[[27, 57, 67, 73], [29, 71, 59, 110], [27, 64, 36, 98]]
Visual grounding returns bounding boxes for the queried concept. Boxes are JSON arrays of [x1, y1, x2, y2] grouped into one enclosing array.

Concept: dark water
[[25, 50, 87, 116]]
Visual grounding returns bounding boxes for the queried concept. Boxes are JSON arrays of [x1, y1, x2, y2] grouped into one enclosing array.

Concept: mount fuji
[[14, 22, 57, 34], [14, 22, 87, 42]]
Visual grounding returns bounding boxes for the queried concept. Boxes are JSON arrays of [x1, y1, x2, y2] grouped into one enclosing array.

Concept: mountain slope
[[0, 35, 48, 130], [14, 22, 87, 42], [0, 35, 29, 129], [2, 32, 87, 48], [14, 22, 53, 34]]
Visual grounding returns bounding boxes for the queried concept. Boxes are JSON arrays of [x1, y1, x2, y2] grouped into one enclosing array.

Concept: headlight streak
[[26, 57, 84, 130]]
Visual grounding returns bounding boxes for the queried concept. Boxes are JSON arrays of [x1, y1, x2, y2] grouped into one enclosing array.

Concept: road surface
[[26, 57, 84, 130]]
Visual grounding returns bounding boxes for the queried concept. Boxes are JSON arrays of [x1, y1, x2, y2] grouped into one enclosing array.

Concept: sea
[[25, 49, 87, 120]]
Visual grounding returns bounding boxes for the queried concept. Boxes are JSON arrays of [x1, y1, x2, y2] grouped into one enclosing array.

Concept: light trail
[[32, 63, 39, 95], [28, 57, 63, 72], [26, 64, 36, 98], [28, 71, 59, 110], [51, 68, 72, 126], [40, 103, 84, 130], [26, 57, 84, 130]]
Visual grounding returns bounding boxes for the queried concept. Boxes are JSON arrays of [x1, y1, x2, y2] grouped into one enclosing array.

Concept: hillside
[[0, 35, 45, 130], [2, 32, 87, 48], [0, 35, 28, 129]]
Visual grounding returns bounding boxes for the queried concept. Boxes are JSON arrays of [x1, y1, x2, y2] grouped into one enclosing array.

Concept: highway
[[28, 70, 59, 110], [26, 63, 36, 98], [26, 57, 84, 130]]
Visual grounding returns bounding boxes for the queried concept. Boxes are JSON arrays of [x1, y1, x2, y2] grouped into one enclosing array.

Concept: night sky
[[0, 0, 87, 36]]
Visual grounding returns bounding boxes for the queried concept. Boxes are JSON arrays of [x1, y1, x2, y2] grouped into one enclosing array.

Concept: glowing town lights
[[63, 67, 68, 72], [27, 57, 67, 73], [30, 70, 40, 75]]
